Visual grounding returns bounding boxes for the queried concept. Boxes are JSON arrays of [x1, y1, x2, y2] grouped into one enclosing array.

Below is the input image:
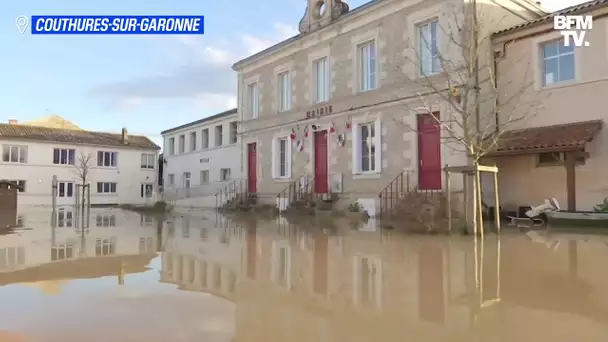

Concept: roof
[[494, 0, 608, 36], [0, 123, 160, 150], [22, 115, 82, 130], [160, 108, 237, 135], [490, 120, 603, 155]]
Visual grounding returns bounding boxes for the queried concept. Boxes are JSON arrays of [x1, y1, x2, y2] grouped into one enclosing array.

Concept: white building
[[0, 118, 160, 207], [161, 108, 241, 207]]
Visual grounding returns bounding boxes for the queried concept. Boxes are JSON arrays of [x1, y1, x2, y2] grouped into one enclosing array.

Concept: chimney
[[536, 1, 541, 5], [8, 119, 17, 125], [122, 127, 128, 144]]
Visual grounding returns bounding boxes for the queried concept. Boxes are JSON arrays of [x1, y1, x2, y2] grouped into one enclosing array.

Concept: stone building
[[232, 0, 545, 215]]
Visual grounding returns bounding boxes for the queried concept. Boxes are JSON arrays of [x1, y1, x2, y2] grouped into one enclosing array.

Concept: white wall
[[162, 114, 241, 198], [0, 207, 157, 274], [0, 139, 159, 206]]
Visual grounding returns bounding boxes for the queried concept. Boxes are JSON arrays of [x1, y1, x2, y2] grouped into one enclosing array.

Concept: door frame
[[247, 142, 258, 193], [245, 139, 260, 193], [416, 112, 442, 191], [311, 128, 331, 194]]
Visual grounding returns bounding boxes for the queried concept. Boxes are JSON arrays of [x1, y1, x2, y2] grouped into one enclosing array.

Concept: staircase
[[215, 179, 257, 209], [378, 170, 447, 220], [276, 175, 317, 212]]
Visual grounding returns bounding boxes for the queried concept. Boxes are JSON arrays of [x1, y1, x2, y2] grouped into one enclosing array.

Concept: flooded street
[[1, 208, 608, 341]]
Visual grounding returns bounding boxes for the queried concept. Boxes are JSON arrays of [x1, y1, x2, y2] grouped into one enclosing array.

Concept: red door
[[417, 113, 442, 190], [314, 131, 329, 193], [247, 143, 257, 193], [313, 231, 328, 295], [418, 242, 445, 324]]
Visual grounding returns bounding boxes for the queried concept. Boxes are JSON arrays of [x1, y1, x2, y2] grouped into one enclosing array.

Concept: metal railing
[[162, 181, 234, 201], [276, 175, 316, 212], [378, 170, 413, 218], [215, 179, 250, 208]]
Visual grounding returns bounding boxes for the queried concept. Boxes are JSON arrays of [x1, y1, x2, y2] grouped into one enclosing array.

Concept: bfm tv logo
[[554, 15, 593, 47]]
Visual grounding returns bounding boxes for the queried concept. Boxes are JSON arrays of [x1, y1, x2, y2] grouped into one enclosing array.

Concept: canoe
[[546, 211, 608, 228]]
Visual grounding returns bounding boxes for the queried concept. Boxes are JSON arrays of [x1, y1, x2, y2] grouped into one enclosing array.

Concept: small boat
[[546, 211, 608, 228]]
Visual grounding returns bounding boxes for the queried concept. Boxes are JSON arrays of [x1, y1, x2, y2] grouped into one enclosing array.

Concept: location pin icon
[[16, 16, 29, 35]]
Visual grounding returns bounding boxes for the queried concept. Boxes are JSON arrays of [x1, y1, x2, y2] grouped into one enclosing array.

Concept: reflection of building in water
[[0, 207, 157, 290], [234, 220, 608, 341], [159, 214, 244, 301]]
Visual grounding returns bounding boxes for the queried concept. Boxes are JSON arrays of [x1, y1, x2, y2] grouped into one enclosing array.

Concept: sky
[[0, 0, 589, 147]]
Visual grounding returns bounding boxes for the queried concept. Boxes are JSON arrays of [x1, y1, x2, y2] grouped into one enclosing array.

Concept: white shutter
[[351, 124, 361, 175], [374, 120, 382, 173], [271, 138, 277, 179]]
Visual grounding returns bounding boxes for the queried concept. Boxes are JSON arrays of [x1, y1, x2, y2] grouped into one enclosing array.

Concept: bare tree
[[73, 152, 95, 210]]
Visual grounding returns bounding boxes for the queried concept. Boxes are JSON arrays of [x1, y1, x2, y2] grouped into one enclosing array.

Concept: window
[[167, 174, 175, 187], [215, 125, 223, 146], [271, 242, 291, 289], [53, 148, 75, 165], [272, 137, 291, 179], [229, 121, 238, 144], [140, 153, 155, 169], [141, 183, 153, 198], [96, 214, 116, 227], [6, 180, 26, 192], [51, 245, 73, 261], [352, 121, 382, 174], [220, 168, 231, 181], [0, 247, 26, 270], [183, 172, 191, 188], [419, 19, 441, 76], [202, 129, 209, 149], [97, 182, 117, 194], [178, 135, 185, 153], [247, 82, 259, 119], [168, 137, 175, 156], [2, 145, 27, 163], [314, 57, 330, 103], [358, 41, 377, 92], [542, 39, 575, 85], [97, 151, 117, 167], [57, 182, 74, 198], [57, 209, 73, 228], [200, 170, 209, 184], [537, 151, 585, 167], [190, 131, 197, 151], [139, 237, 154, 254], [95, 238, 116, 256], [278, 71, 292, 112]]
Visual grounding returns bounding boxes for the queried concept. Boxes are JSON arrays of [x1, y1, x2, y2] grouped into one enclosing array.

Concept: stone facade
[[232, 0, 545, 212]]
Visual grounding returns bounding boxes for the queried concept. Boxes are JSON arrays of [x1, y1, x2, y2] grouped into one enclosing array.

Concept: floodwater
[[1, 207, 608, 342]]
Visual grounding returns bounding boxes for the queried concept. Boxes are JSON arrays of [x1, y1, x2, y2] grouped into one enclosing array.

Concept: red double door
[[417, 113, 442, 190], [314, 130, 329, 193]]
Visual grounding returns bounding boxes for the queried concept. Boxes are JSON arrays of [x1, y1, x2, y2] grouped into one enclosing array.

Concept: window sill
[[273, 177, 292, 183], [0, 161, 28, 165], [352, 172, 381, 180], [540, 77, 593, 91]]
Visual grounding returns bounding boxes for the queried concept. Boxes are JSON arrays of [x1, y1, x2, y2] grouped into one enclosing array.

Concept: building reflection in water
[[155, 215, 608, 342]]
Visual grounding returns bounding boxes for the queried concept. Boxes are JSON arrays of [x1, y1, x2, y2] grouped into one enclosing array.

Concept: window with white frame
[[183, 172, 191, 188], [178, 135, 185, 153], [139, 237, 154, 254], [140, 153, 155, 169], [2, 145, 27, 163], [141, 183, 153, 198], [201, 128, 209, 149], [542, 39, 575, 85], [272, 137, 291, 179], [419, 19, 441, 76], [314, 57, 330, 103], [352, 121, 382, 174], [168, 137, 175, 156], [96, 214, 116, 227], [278, 71, 292, 112], [200, 170, 209, 184], [51, 244, 74, 261], [220, 168, 231, 181], [97, 182, 117, 194], [167, 174, 175, 187], [247, 82, 259, 119], [358, 41, 377, 92], [57, 209, 73, 227], [53, 148, 75, 165], [0, 247, 26, 270], [215, 125, 223, 146], [95, 238, 116, 256], [190, 131, 197, 151], [229, 121, 238, 144], [97, 151, 117, 167]]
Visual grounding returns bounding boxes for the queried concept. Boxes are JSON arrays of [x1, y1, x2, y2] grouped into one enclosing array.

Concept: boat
[[546, 211, 608, 228]]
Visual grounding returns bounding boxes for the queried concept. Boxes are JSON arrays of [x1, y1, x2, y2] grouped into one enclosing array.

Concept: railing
[[162, 181, 233, 201], [378, 170, 413, 218], [215, 179, 249, 208], [276, 175, 316, 212]]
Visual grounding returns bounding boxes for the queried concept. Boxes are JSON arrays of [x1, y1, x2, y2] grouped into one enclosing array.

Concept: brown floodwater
[[1, 207, 608, 342]]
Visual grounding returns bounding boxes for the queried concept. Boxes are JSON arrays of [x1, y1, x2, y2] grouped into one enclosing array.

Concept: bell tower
[[299, 0, 349, 34]]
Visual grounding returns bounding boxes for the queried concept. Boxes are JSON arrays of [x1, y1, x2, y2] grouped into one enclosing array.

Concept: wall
[[492, 14, 608, 210], [0, 139, 158, 206]]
